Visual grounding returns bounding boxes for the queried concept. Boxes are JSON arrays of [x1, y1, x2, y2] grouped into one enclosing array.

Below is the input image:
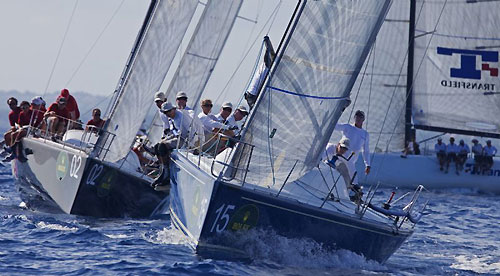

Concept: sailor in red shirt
[[86, 108, 105, 132], [18, 99, 45, 128], [6, 98, 45, 151], [3, 97, 22, 149], [60, 88, 80, 121], [45, 96, 69, 136], [7, 97, 21, 127]]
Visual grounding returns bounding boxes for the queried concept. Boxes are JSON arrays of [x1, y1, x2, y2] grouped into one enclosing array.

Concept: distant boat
[[332, 0, 500, 193], [168, 0, 426, 263], [9, 0, 240, 217]]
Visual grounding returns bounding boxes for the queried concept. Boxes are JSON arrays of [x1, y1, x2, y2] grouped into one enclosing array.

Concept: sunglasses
[[177, 97, 187, 101], [223, 108, 232, 112], [202, 104, 213, 107]]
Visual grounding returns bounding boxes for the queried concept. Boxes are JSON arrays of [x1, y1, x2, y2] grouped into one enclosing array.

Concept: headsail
[[148, 0, 243, 145], [237, 0, 392, 188], [334, 0, 410, 153], [412, 0, 500, 138], [96, 0, 199, 162]]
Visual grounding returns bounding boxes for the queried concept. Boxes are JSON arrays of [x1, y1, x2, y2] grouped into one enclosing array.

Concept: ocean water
[[0, 162, 499, 275]]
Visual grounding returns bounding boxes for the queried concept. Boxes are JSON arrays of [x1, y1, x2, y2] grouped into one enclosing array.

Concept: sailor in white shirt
[[457, 139, 470, 172], [482, 140, 497, 171], [334, 110, 370, 185], [198, 99, 230, 135], [471, 139, 483, 172], [434, 138, 447, 171], [153, 91, 172, 136], [215, 102, 233, 123], [244, 36, 275, 109], [175, 91, 192, 111], [225, 105, 249, 136], [152, 102, 192, 190], [445, 137, 460, 174]]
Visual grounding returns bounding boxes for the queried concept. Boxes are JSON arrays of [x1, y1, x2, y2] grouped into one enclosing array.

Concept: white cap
[[176, 91, 188, 99], [160, 102, 175, 112], [222, 102, 233, 109], [339, 137, 350, 149], [31, 97, 43, 106], [237, 105, 248, 114], [154, 91, 166, 102]]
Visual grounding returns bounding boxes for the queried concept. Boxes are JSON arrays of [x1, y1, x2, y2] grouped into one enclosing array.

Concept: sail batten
[[147, 0, 242, 145], [95, 0, 199, 162], [412, 0, 500, 138], [238, 0, 392, 188]]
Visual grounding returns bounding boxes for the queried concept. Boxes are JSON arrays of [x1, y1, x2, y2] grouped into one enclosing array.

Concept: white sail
[[238, 0, 392, 187], [412, 0, 500, 137], [333, 0, 410, 153], [148, 0, 243, 145], [98, 0, 198, 162]]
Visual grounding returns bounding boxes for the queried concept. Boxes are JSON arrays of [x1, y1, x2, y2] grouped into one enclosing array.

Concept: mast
[[240, 0, 305, 139], [405, 0, 416, 144], [105, 0, 158, 119]]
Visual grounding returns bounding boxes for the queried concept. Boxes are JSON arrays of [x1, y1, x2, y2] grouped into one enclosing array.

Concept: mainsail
[[333, 0, 410, 153], [238, 0, 392, 187], [96, 0, 199, 162], [412, 0, 500, 138], [147, 0, 243, 145]]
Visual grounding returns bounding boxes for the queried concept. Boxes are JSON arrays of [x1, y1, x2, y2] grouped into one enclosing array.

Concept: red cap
[[61, 88, 70, 98]]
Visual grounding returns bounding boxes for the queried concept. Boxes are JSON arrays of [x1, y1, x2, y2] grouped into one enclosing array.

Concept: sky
[[0, 0, 296, 106]]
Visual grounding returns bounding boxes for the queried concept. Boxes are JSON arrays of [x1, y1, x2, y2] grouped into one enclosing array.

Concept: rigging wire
[[214, 0, 282, 104], [43, 0, 79, 96], [367, 0, 449, 185], [65, 0, 126, 87]]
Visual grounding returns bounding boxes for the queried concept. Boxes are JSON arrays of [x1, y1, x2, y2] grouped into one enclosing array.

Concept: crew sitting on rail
[[44, 96, 70, 140], [3, 97, 45, 162], [482, 140, 497, 172], [445, 137, 460, 175], [456, 139, 470, 172], [3, 97, 21, 151], [434, 138, 446, 171], [86, 108, 105, 133], [471, 139, 483, 172], [151, 102, 191, 191], [60, 88, 80, 122]]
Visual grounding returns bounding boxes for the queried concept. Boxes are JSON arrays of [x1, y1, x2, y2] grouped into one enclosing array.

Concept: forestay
[[97, 0, 198, 162], [332, 0, 410, 153], [148, 0, 243, 145], [237, 0, 392, 188], [412, 0, 500, 137]]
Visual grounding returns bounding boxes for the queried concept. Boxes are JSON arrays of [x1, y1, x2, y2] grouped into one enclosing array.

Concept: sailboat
[[167, 0, 426, 263], [10, 0, 242, 217], [331, 0, 500, 193]]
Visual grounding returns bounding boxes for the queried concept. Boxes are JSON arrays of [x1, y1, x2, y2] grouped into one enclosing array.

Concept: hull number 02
[[210, 204, 235, 233], [69, 155, 82, 179]]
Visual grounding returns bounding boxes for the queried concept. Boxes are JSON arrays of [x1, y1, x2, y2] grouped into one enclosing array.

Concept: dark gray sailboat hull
[[12, 137, 166, 218]]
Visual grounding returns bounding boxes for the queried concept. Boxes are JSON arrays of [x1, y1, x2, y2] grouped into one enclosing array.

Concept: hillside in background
[[0, 90, 110, 132]]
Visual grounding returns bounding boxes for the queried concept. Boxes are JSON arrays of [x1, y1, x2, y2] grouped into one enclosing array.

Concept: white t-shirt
[[335, 123, 370, 166], [472, 144, 483, 155], [434, 143, 446, 153], [446, 143, 460, 154], [458, 144, 470, 155], [198, 112, 228, 133], [483, 145, 498, 156]]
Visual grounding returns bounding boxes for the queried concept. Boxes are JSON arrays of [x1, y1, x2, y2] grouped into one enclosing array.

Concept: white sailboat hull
[[357, 153, 500, 193]]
